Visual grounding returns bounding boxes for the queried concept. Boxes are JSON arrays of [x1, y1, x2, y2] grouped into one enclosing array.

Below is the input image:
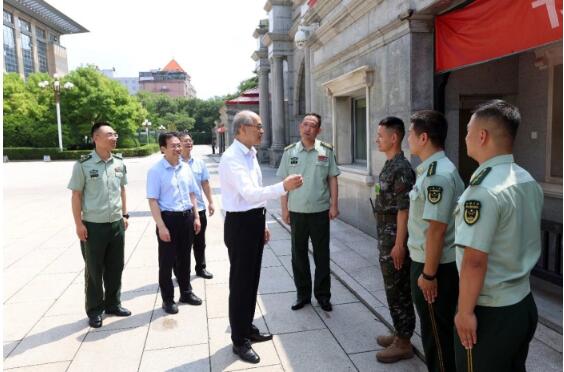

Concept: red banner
[[435, 0, 563, 73]]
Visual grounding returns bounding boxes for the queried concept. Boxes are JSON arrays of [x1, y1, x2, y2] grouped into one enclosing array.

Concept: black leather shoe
[[162, 301, 179, 314], [196, 269, 214, 279], [232, 341, 260, 364], [291, 298, 311, 311], [105, 306, 131, 317], [179, 292, 203, 306], [318, 299, 332, 312], [249, 325, 273, 342], [88, 315, 103, 328]]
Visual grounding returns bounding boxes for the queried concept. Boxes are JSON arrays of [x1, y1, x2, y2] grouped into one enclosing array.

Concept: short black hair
[[303, 113, 322, 128], [410, 110, 448, 149], [158, 132, 179, 148], [177, 131, 191, 139], [472, 99, 521, 140], [91, 122, 112, 137], [378, 116, 405, 141]]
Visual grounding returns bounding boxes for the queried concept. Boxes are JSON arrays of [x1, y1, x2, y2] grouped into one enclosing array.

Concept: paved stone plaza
[[3, 146, 562, 371]]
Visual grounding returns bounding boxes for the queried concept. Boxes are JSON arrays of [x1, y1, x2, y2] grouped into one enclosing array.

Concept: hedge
[[4, 144, 160, 161]]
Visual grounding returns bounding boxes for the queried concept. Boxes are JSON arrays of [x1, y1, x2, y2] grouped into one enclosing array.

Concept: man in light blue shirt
[[179, 132, 216, 279], [147, 132, 202, 315]]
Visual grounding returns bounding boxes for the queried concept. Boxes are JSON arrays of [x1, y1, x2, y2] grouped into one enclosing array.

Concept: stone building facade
[[250, 0, 562, 239]]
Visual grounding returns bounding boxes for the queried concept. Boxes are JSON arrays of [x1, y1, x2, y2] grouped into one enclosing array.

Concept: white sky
[[47, 0, 268, 99]]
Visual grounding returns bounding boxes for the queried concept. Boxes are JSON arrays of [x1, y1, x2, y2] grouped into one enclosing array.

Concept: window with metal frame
[[351, 98, 367, 163], [3, 24, 18, 72]]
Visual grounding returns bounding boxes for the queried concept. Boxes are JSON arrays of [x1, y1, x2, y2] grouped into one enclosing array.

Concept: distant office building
[[101, 68, 139, 95], [139, 59, 196, 98], [3, 0, 88, 78]]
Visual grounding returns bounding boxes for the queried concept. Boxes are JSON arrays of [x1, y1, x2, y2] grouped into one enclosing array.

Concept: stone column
[[258, 68, 271, 161], [270, 55, 285, 166], [304, 46, 312, 113]]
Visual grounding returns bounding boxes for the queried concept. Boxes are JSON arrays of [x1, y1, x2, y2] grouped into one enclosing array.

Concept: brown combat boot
[[375, 336, 414, 363], [375, 334, 395, 348]]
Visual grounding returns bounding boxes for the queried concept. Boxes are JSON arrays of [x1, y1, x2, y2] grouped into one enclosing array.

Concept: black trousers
[[193, 210, 208, 271], [454, 293, 537, 372], [157, 211, 194, 303], [290, 211, 331, 302], [411, 261, 459, 372], [224, 207, 265, 346], [81, 220, 125, 317]]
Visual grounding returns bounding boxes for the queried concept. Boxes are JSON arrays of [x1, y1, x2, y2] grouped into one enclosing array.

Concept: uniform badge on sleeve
[[317, 155, 328, 162], [463, 200, 481, 225], [290, 157, 299, 165], [427, 185, 443, 204]]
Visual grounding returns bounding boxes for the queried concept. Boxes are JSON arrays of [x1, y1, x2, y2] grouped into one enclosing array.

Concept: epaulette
[[113, 153, 123, 160], [320, 142, 333, 150], [284, 143, 296, 151], [79, 154, 92, 163], [470, 167, 491, 186], [427, 161, 437, 176]]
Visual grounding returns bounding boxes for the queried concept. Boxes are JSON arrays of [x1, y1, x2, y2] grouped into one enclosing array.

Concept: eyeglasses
[[247, 123, 263, 130], [105, 132, 119, 138], [167, 144, 182, 149]]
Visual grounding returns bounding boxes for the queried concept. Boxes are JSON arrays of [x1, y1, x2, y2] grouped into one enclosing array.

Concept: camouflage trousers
[[377, 223, 416, 339]]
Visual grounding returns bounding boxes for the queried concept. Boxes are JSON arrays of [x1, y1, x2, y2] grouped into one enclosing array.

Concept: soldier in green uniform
[[406, 110, 464, 372], [68, 122, 131, 328], [454, 100, 542, 372], [372, 117, 417, 363], [277, 113, 340, 312]]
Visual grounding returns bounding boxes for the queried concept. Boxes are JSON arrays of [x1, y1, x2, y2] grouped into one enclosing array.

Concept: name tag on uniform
[[317, 155, 328, 162], [115, 166, 123, 173], [89, 169, 99, 178], [290, 157, 299, 165]]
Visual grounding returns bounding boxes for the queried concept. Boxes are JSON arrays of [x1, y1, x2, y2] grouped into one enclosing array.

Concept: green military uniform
[[373, 151, 416, 339], [68, 150, 127, 317], [277, 139, 340, 302], [454, 155, 542, 372], [407, 150, 464, 372]]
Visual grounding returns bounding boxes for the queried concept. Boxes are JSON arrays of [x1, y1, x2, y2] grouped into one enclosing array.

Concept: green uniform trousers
[[411, 261, 458, 372], [290, 211, 331, 302], [80, 220, 125, 317], [454, 293, 537, 372]]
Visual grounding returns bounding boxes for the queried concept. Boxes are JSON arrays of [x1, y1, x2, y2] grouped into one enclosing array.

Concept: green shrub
[[3, 144, 160, 161]]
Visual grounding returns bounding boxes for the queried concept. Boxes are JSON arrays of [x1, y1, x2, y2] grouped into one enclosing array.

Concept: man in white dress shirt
[[219, 110, 303, 364]]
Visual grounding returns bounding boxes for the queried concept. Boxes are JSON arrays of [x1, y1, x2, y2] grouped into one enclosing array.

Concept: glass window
[[36, 27, 46, 39], [352, 98, 367, 162], [37, 39, 48, 72], [21, 33, 34, 77], [18, 18, 31, 33], [549, 64, 562, 179], [3, 25, 18, 72], [3, 10, 13, 24], [49, 33, 58, 44]]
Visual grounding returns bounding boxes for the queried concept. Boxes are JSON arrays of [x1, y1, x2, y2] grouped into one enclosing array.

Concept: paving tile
[[267, 240, 291, 257], [4, 300, 54, 341], [208, 317, 279, 372], [41, 248, 84, 274], [3, 361, 71, 371], [3, 268, 42, 301], [145, 301, 208, 350], [139, 344, 209, 372], [3, 314, 89, 369], [258, 267, 296, 294], [4, 341, 19, 358], [120, 266, 160, 294], [6, 273, 77, 304], [526, 339, 563, 372], [315, 302, 389, 354], [258, 292, 325, 334], [124, 248, 159, 269], [317, 276, 359, 306], [349, 350, 427, 371], [45, 283, 86, 317], [353, 265, 385, 293], [331, 250, 373, 272], [534, 323, 562, 353], [67, 326, 148, 372], [90, 291, 157, 332], [205, 283, 229, 319], [261, 248, 281, 268], [205, 261, 230, 285], [274, 329, 357, 372]]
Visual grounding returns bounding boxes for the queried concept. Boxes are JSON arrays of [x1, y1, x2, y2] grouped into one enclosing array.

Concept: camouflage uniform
[[373, 151, 416, 339]]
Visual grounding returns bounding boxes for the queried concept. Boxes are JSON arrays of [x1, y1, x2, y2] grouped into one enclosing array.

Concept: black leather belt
[[161, 210, 192, 216], [226, 207, 266, 216]]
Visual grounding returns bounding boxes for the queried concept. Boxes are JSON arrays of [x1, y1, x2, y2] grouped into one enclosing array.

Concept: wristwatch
[[123, 214, 130, 219], [421, 271, 437, 281]]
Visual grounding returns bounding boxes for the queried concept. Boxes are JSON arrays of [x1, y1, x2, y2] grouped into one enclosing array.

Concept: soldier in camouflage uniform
[[372, 117, 416, 363]]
